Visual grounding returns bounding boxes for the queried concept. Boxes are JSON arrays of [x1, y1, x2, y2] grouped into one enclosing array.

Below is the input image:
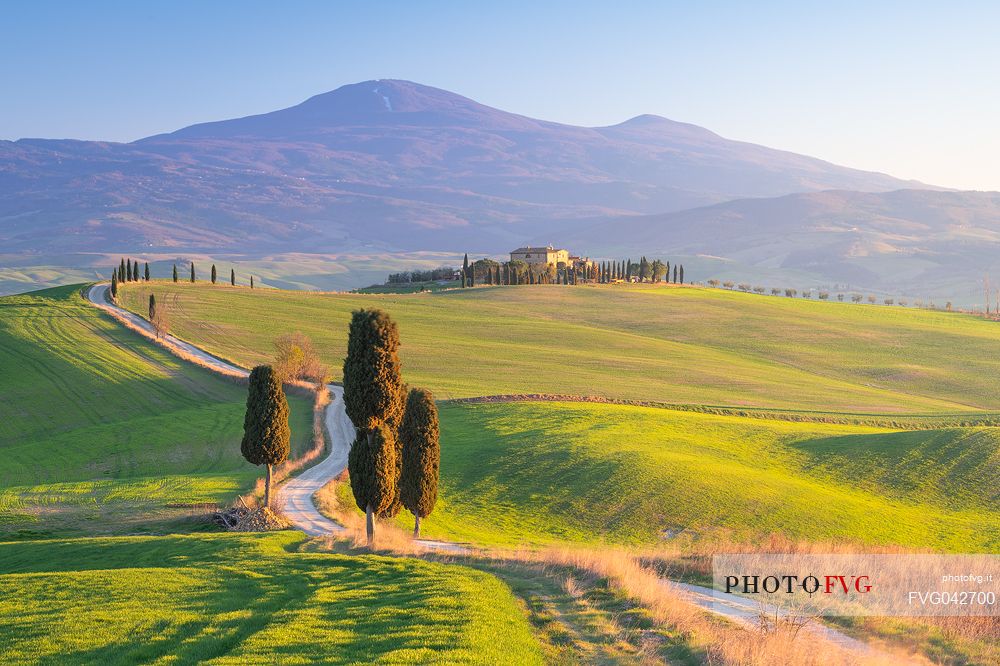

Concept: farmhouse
[[510, 245, 593, 269]]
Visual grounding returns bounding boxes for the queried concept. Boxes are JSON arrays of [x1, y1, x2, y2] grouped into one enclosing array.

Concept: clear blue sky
[[3, 1, 998, 190]]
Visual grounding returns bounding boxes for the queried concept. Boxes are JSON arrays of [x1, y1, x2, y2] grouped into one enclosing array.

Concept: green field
[[348, 401, 999, 552], [117, 281, 1000, 413], [0, 286, 313, 537], [0, 531, 542, 665]]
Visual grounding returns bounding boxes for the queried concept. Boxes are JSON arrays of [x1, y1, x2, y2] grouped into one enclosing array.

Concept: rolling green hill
[[0, 286, 313, 537], [0, 531, 542, 665], [383, 401, 998, 551], [117, 281, 1000, 413]]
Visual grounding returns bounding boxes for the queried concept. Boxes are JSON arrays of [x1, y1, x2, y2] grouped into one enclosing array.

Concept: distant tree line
[[111, 259, 256, 290], [387, 266, 457, 284], [453, 254, 686, 287], [705, 279, 944, 310]]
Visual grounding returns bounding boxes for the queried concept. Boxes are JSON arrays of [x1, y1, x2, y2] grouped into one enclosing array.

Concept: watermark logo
[[712, 554, 997, 617]]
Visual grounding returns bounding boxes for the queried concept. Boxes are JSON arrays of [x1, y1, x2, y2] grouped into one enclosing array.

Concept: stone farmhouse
[[510, 245, 593, 270]]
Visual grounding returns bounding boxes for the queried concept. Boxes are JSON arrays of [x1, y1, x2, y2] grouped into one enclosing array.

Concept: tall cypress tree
[[148, 293, 156, 321], [679, 265, 684, 284], [673, 265, 678, 283], [172, 264, 178, 283], [231, 268, 236, 286], [343, 309, 405, 545], [399, 388, 440, 538], [211, 264, 217, 284], [144, 262, 150, 281], [666, 261, 671, 283], [110, 271, 118, 299], [119, 258, 126, 283], [240, 365, 290, 507], [126, 259, 132, 282], [462, 254, 469, 288], [348, 424, 398, 535], [251, 275, 255, 289], [190, 262, 196, 283]]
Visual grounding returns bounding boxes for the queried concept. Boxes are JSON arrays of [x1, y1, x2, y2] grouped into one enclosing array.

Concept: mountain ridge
[[2, 79, 991, 299]]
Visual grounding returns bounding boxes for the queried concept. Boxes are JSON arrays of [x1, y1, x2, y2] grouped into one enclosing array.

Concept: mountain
[[0, 80, 929, 257], [563, 189, 1000, 300]]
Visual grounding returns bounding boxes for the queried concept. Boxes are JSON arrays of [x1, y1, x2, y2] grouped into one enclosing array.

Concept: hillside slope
[[117, 281, 1000, 413], [0, 532, 542, 664], [0, 285, 312, 537], [373, 401, 999, 551]]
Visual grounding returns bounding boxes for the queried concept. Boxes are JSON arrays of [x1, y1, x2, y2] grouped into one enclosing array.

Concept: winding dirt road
[[87, 283, 348, 534], [85, 283, 895, 659]]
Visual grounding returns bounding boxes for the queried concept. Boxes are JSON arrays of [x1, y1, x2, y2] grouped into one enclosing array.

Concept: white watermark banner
[[712, 554, 998, 617]]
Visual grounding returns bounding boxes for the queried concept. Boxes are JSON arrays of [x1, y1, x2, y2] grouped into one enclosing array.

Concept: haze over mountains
[[1, 79, 998, 300]]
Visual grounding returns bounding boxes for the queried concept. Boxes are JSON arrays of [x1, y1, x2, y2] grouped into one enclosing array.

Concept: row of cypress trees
[[110, 258, 149, 299], [343, 309, 440, 545], [113, 259, 255, 289], [596, 257, 684, 284], [457, 253, 686, 287]]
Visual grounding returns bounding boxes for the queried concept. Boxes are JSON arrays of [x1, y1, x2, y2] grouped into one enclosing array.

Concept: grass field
[[0, 531, 542, 665], [117, 281, 1000, 413], [335, 401, 998, 551], [0, 286, 313, 537]]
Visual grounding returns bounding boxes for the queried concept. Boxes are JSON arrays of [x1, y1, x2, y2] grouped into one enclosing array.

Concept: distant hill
[[562, 189, 1000, 301], [0, 79, 926, 257]]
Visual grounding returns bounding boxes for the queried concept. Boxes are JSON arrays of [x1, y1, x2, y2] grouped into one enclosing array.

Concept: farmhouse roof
[[511, 246, 564, 253]]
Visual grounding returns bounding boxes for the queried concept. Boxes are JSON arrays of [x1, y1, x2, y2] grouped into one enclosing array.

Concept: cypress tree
[[348, 424, 398, 534], [673, 265, 678, 283], [148, 293, 156, 321], [251, 275, 255, 289], [211, 264, 217, 284], [666, 261, 671, 283], [132, 260, 139, 281], [190, 262, 196, 283], [172, 264, 178, 283], [679, 265, 684, 284], [399, 388, 440, 537], [462, 254, 469, 287], [144, 262, 150, 281], [343, 309, 405, 544], [240, 365, 290, 507], [110, 271, 118, 299], [126, 259, 132, 282], [119, 258, 126, 282], [231, 268, 236, 286]]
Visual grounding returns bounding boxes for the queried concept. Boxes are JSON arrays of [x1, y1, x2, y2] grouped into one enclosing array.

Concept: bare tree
[[273, 332, 330, 386], [151, 298, 170, 338]]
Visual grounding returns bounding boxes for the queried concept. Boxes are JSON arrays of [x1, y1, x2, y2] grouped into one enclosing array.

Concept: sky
[[2, 0, 999, 190]]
